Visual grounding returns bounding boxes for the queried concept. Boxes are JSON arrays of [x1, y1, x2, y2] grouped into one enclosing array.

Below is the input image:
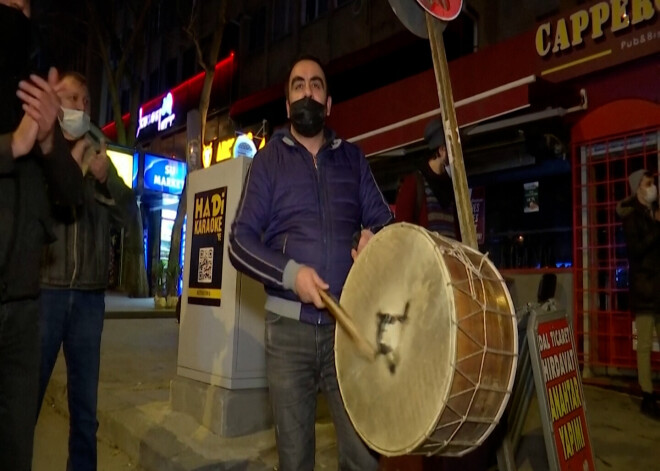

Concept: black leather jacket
[[40, 160, 136, 291], [0, 128, 83, 302], [616, 196, 660, 313]]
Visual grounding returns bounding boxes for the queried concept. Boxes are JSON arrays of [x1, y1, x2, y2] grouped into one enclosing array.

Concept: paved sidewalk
[[42, 295, 660, 470]]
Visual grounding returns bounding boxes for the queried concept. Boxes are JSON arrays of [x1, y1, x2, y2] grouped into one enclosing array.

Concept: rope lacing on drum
[[435, 248, 514, 450]]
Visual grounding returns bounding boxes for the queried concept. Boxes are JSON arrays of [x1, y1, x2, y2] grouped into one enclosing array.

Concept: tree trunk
[[121, 207, 149, 297], [167, 0, 228, 286]]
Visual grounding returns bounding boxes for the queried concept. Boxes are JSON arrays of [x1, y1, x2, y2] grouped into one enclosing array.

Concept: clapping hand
[[16, 68, 61, 154]]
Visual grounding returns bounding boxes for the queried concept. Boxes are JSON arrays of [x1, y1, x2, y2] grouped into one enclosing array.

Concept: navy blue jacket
[[229, 127, 393, 324]]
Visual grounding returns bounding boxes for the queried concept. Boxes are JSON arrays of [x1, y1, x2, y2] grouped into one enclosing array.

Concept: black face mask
[[0, 4, 33, 133], [289, 97, 326, 138]]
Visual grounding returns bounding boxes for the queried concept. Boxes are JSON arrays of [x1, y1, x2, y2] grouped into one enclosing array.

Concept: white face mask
[[59, 108, 90, 139], [643, 185, 658, 204]]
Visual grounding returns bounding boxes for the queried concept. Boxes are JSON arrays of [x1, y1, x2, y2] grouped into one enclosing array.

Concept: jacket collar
[[276, 126, 341, 152]]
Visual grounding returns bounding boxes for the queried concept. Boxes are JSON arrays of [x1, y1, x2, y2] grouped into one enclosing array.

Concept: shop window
[[301, 0, 329, 25], [272, 0, 292, 40], [480, 172, 573, 270]]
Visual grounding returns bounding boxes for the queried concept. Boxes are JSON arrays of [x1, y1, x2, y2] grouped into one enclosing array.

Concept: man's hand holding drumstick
[[293, 232, 378, 359]]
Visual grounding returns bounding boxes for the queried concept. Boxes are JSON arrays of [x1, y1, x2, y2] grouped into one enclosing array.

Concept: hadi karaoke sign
[[136, 92, 176, 137], [528, 311, 595, 471], [187, 187, 227, 306]]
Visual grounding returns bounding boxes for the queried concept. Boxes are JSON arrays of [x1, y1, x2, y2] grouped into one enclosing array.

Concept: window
[[165, 57, 178, 90], [248, 7, 267, 53], [272, 0, 292, 40], [149, 70, 160, 98], [182, 47, 198, 80], [301, 0, 328, 25]]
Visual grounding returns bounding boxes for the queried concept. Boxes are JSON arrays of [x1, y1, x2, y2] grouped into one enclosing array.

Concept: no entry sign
[[416, 0, 463, 21]]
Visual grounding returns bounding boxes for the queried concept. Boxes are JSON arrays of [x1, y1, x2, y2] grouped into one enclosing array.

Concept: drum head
[[336, 223, 456, 456]]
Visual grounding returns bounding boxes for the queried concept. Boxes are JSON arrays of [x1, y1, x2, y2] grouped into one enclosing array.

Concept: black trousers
[[0, 298, 40, 471]]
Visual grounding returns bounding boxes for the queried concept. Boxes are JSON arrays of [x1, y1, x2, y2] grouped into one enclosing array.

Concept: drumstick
[[319, 290, 377, 361]]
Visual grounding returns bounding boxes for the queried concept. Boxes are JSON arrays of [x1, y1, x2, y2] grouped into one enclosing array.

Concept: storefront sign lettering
[[188, 187, 228, 306], [215, 132, 266, 164], [136, 92, 176, 137], [530, 314, 596, 471], [143, 154, 187, 195], [535, 0, 659, 57]]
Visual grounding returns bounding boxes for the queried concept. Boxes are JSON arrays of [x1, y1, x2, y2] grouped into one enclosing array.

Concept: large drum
[[336, 223, 517, 457]]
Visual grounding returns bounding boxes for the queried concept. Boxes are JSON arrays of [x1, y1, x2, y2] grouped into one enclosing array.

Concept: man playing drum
[[228, 55, 392, 471]]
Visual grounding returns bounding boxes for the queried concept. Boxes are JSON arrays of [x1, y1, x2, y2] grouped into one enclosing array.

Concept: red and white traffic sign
[[416, 0, 463, 21]]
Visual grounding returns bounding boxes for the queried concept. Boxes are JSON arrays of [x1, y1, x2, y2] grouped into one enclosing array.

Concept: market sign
[[535, 0, 660, 80], [528, 310, 596, 471], [136, 92, 176, 138], [143, 154, 187, 195]]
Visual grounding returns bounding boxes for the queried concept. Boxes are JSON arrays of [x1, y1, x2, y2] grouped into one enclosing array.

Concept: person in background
[[395, 118, 459, 240], [37, 72, 136, 470], [0, 1, 83, 469], [229, 55, 391, 471], [616, 168, 660, 420]]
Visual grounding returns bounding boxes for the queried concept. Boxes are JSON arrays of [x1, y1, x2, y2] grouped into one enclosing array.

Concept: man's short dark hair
[[61, 71, 87, 87], [284, 54, 329, 100]]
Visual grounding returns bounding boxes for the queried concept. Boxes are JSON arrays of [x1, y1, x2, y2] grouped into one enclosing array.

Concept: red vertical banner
[[470, 186, 485, 245], [536, 317, 595, 471]]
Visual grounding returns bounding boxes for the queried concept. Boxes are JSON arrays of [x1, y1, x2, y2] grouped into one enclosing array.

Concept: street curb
[[43, 376, 274, 471]]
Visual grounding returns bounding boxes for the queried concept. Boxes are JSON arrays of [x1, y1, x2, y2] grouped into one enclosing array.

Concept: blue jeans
[[39, 289, 105, 471], [265, 312, 378, 471], [0, 299, 40, 471]]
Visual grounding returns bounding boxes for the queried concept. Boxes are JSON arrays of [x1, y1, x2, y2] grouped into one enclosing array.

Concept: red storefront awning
[[327, 30, 543, 156], [332, 73, 546, 156]]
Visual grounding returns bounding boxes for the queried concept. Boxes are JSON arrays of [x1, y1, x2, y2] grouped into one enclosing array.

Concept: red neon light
[[102, 52, 235, 136]]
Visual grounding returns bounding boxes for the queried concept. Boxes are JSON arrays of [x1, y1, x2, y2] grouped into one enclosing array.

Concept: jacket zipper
[[282, 234, 288, 253], [315, 150, 331, 325], [70, 208, 79, 288]]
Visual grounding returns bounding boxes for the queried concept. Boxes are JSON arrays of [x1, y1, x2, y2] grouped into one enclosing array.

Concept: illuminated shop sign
[[535, 0, 659, 58], [143, 154, 187, 195], [233, 134, 258, 158], [107, 148, 139, 189], [136, 92, 176, 137], [208, 132, 266, 167]]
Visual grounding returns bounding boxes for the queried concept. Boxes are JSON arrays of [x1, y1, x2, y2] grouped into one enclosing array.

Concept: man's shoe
[[640, 393, 660, 420]]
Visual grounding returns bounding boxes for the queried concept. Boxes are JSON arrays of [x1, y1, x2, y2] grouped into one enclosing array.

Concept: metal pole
[[425, 13, 477, 249]]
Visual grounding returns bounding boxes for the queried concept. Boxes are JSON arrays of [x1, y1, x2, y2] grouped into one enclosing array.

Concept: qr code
[[197, 247, 213, 283]]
